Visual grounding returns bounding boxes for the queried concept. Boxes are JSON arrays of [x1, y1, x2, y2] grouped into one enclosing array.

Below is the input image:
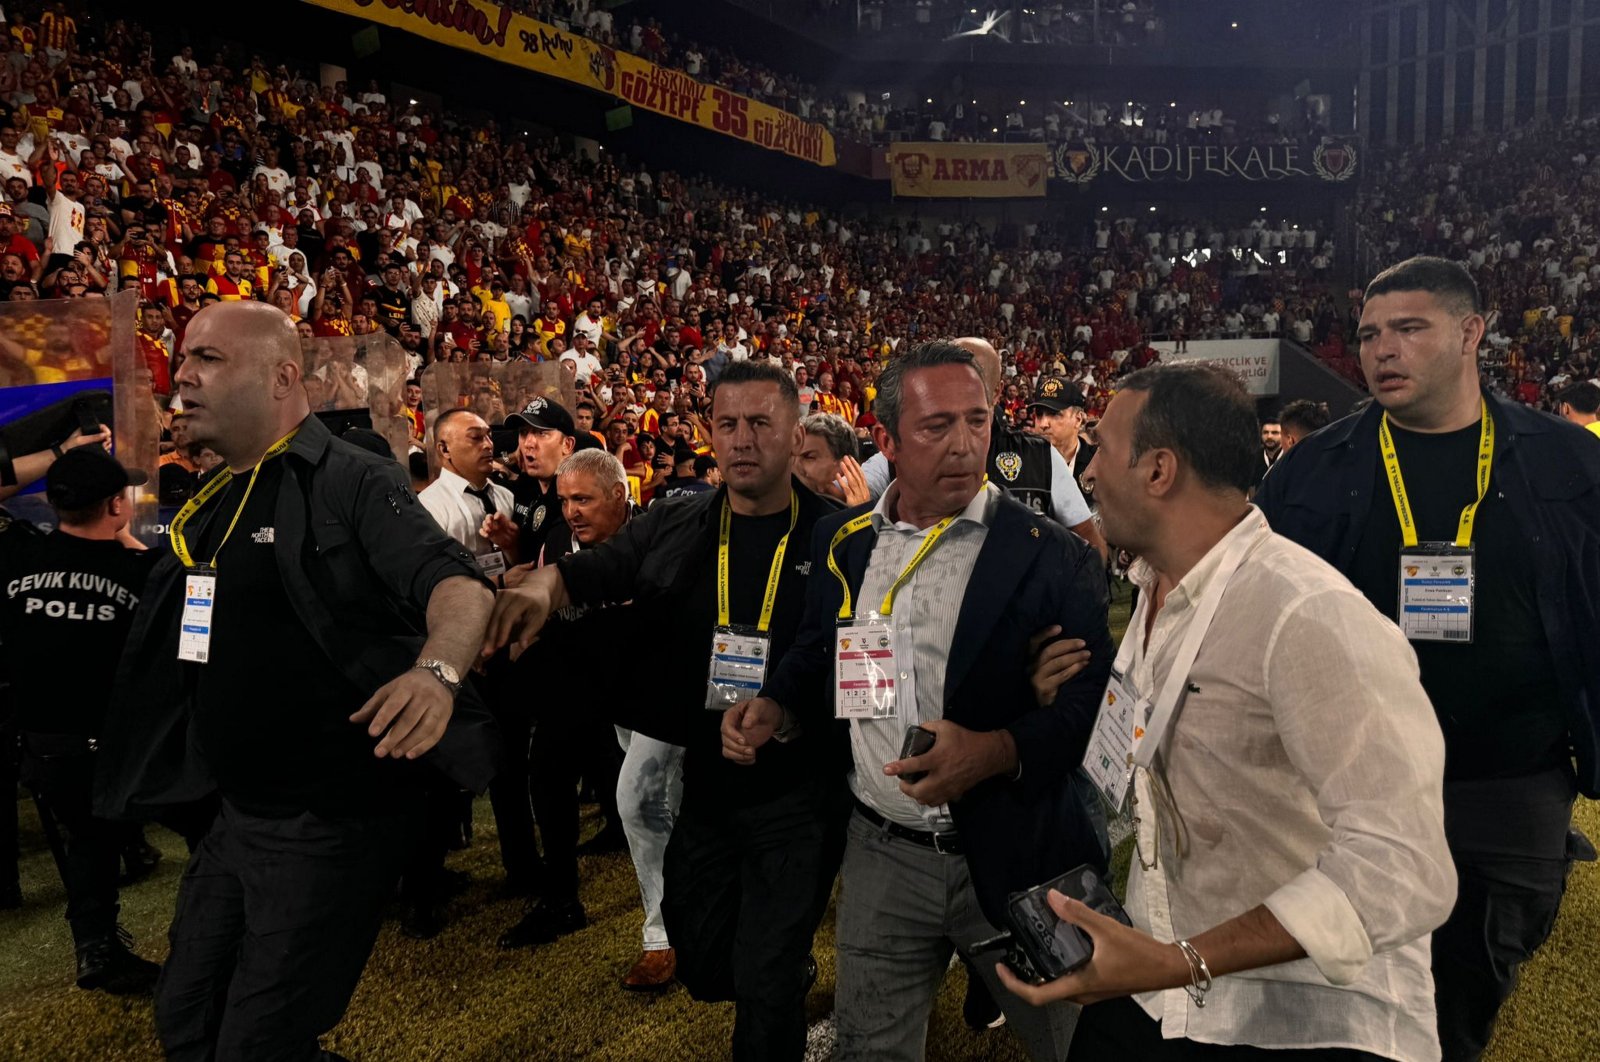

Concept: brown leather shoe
[[621, 948, 676, 991]]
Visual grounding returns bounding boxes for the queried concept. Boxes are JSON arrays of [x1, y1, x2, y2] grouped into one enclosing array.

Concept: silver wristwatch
[[414, 659, 462, 696]]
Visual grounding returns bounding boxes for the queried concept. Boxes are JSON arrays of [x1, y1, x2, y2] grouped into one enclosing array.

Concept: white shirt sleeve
[[1260, 586, 1456, 984], [1048, 447, 1092, 527], [862, 451, 892, 500]]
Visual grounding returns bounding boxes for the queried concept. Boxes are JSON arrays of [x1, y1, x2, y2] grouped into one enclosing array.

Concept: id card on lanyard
[[1380, 400, 1492, 643], [1081, 511, 1264, 811], [477, 550, 507, 582], [705, 493, 798, 710], [826, 509, 955, 721], [169, 428, 299, 663]]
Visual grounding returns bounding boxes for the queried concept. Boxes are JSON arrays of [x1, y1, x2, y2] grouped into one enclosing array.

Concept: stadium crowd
[[0, 1, 1350, 444], [1357, 115, 1600, 413]]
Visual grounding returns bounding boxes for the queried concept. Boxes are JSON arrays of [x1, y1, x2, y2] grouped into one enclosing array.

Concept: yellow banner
[[886, 143, 1050, 198], [303, 0, 836, 167]]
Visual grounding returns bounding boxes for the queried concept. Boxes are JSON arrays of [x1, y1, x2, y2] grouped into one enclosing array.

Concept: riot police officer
[[0, 448, 161, 992]]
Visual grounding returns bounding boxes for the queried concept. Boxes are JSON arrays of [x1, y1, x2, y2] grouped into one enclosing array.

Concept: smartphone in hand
[[899, 725, 936, 783]]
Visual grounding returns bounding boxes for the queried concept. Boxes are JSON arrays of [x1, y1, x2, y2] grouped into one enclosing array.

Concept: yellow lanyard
[[716, 491, 798, 632], [826, 511, 957, 621], [169, 429, 300, 569], [1377, 398, 1494, 549]]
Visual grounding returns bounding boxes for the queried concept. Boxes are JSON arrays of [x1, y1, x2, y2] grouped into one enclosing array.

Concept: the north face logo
[[251, 527, 275, 544]]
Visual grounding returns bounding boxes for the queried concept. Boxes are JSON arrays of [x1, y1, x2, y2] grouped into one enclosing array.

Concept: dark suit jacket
[[1255, 389, 1600, 797], [762, 490, 1114, 926], [94, 415, 502, 821]]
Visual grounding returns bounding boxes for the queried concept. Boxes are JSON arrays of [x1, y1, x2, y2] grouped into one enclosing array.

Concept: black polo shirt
[[190, 459, 415, 816]]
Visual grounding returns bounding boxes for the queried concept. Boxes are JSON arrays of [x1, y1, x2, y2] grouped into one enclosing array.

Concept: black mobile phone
[[899, 725, 936, 783], [1003, 864, 1133, 984]]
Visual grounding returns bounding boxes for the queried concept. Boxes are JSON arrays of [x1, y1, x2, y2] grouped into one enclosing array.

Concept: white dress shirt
[[418, 467, 513, 559], [1121, 509, 1455, 1061], [847, 482, 996, 832]]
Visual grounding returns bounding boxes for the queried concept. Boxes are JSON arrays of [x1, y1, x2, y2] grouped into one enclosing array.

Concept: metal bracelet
[[1175, 939, 1212, 1009]]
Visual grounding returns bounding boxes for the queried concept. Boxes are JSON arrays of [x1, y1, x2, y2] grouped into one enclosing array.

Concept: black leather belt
[[854, 798, 961, 855]]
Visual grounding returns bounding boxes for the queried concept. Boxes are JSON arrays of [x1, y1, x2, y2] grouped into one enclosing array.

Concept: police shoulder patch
[[995, 451, 1023, 482]]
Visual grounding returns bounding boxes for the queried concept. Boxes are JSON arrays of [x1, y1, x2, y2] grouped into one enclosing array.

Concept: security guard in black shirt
[[1257, 258, 1600, 1061], [94, 302, 499, 1062], [488, 361, 847, 1062], [0, 448, 160, 993]]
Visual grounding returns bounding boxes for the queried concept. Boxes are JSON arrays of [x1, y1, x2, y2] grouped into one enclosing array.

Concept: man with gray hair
[[795, 412, 870, 505], [502, 446, 635, 951]]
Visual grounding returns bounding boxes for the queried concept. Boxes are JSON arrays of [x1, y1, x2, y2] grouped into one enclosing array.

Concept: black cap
[[504, 396, 575, 437], [46, 447, 148, 511], [1029, 377, 1087, 414]]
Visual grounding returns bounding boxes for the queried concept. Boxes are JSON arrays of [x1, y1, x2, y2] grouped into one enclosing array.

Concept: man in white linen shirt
[[418, 409, 517, 572], [1001, 362, 1456, 1062]]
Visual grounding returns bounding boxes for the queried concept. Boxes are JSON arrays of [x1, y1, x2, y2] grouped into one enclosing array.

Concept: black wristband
[[51, 442, 64, 460]]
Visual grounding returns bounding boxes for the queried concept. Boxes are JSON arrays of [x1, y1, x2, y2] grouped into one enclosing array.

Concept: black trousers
[[527, 701, 621, 902], [661, 775, 850, 1062], [156, 801, 410, 1062], [1, 704, 19, 889], [399, 782, 464, 906], [18, 739, 122, 946], [483, 662, 543, 885], [1067, 997, 1386, 1061], [1431, 767, 1576, 1062]]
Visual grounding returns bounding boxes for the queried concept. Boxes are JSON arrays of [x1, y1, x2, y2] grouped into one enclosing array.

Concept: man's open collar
[[1317, 387, 1554, 451], [285, 412, 333, 464]]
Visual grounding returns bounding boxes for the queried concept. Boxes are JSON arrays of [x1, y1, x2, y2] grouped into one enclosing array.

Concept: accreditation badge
[[477, 549, 507, 582], [834, 618, 901, 720], [1397, 544, 1474, 643], [705, 625, 770, 710], [178, 568, 217, 663], [1082, 667, 1149, 812]]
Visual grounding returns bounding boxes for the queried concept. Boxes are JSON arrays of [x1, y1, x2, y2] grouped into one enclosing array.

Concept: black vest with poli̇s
[[988, 416, 1057, 522]]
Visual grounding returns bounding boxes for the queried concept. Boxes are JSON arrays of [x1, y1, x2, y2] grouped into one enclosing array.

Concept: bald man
[[93, 301, 500, 1062], [862, 338, 1108, 562]]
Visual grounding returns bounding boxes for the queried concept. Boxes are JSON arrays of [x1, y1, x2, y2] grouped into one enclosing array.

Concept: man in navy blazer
[[725, 341, 1113, 1062]]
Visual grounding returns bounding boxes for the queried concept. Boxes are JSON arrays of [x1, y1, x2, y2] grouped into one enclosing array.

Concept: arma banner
[[1052, 137, 1359, 185], [302, 0, 836, 167], [887, 143, 1051, 198]]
